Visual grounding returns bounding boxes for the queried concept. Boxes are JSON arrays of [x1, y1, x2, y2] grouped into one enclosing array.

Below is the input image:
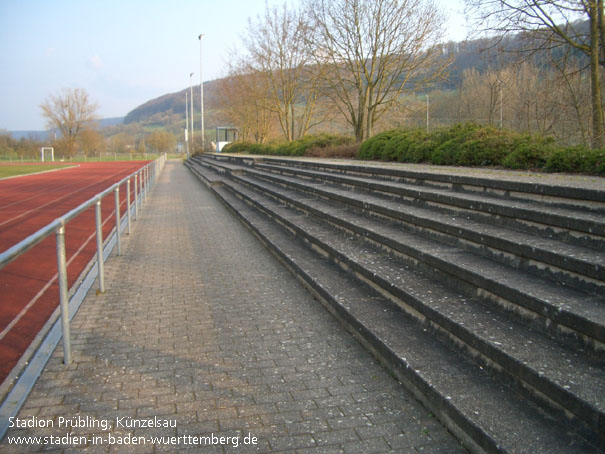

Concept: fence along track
[[0, 154, 166, 440]]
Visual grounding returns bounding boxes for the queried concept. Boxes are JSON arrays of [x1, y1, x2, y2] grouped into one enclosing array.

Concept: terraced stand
[[185, 153, 605, 454]]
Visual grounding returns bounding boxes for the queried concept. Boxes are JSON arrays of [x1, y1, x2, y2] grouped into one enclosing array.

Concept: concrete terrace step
[[191, 159, 605, 435], [218, 168, 605, 349], [210, 155, 605, 250], [193, 157, 605, 344], [185, 159, 603, 453], [199, 156, 605, 295], [251, 156, 605, 214], [254, 162, 605, 246]]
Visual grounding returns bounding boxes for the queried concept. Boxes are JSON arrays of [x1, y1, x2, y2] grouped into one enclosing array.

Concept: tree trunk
[[590, 2, 605, 148], [291, 103, 296, 141]]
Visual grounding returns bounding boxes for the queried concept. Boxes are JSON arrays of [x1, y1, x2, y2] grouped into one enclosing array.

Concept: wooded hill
[[123, 82, 221, 125], [122, 23, 588, 134]]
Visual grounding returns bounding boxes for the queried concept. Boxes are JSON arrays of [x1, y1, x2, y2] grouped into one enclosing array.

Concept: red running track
[[0, 161, 150, 383]]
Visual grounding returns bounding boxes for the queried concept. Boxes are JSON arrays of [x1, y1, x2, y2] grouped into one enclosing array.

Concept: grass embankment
[[221, 124, 605, 175], [0, 164, 73, 179]]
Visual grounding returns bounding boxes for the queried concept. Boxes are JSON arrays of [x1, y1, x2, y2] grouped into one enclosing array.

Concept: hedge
[[221, 134, 353, 157], [358, 123, 604, 175], [219, 124, 604, 175]]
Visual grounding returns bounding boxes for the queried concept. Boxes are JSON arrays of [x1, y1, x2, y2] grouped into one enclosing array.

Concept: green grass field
[[0, 164, 73, 179], [0, 152, 179, 164]]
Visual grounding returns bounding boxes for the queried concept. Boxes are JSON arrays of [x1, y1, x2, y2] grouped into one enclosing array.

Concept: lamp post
[[198, 33, 205, 148], [499, 80, 504, 129], [189, 72, 194, 144], [426, 94, 430, 133], [185, 91, 189, 158]]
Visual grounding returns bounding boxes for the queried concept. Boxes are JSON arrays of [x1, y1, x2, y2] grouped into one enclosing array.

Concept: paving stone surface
[[1, 161, 466, 453]]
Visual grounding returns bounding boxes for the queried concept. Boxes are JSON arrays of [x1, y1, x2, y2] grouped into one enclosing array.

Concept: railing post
[[139, 170, 144, 207], [142, 169, 145, 205], [114, 185, 121, 256], [55, 220, 72, 364], [134, 173, 139, 219], [144, 167, 148, 202], [126, 178, 131, 235], [95, 198, 105, 293]]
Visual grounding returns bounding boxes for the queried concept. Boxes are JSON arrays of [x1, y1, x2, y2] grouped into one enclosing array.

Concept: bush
[[305, 143, 360, 159], [224, 125, 604, 175], [358, 129, 403, 160], [221, 141, 274, 155], [382, 131, 414, 162], [222, 141, 253, 153], [430, 124, 510, 166], [405, 134, 435, 163], [222, 134, 353, 157], [544, 146, 605, 174], [503, 136, 554, 170], [357, 123, 605, 175]]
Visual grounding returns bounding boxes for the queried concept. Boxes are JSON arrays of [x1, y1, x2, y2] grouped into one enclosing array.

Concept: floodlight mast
[[199, 33, 205, 148], [185, 92, 189, 158], [189, 72, 194, 143]]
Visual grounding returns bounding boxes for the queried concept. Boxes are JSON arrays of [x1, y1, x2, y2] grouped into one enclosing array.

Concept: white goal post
[[40, 147, 54, 162]]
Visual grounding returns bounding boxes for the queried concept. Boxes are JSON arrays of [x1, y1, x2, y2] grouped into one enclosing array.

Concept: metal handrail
[[0, 154, 167, 364]]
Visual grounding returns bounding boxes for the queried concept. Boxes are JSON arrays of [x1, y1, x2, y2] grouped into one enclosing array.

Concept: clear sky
[[0, 0, 467, 131]]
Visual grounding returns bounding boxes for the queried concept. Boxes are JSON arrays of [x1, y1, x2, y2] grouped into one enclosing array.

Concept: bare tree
[[78, 129, 105, 158], [145, 130, 176, 154], [306, 0, 448, 142], [465, 0, 604, 148], [243, 3, 322, 141], [216, 66, 276, 143], [40, 88, 98, 156], [507, 62, 565, 135], [458, 67, 509, 125], [107, 132, 133, 156], [550, 52, 591, 144]]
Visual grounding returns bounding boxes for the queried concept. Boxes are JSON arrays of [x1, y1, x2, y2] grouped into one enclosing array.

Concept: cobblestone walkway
[[1, 161, 465, 453]]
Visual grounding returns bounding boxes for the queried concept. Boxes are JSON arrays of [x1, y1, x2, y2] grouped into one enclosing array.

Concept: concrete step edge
[[203, 155, 605, 239], [239, 164, 605, 289], [210, 163, 605, 352], [245, 156, 605, 207], [188, 159, 602, 453], [210, 170, 604, 439]]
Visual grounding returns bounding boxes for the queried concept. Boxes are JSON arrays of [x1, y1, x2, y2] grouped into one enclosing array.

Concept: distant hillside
[[98, 117, 124, 128], [8, 130, 49, 141], [120, 37, 509, 127], [123, 23, 588, 127], [123, 81, 220, 124], [9, 117, 123, 141]]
